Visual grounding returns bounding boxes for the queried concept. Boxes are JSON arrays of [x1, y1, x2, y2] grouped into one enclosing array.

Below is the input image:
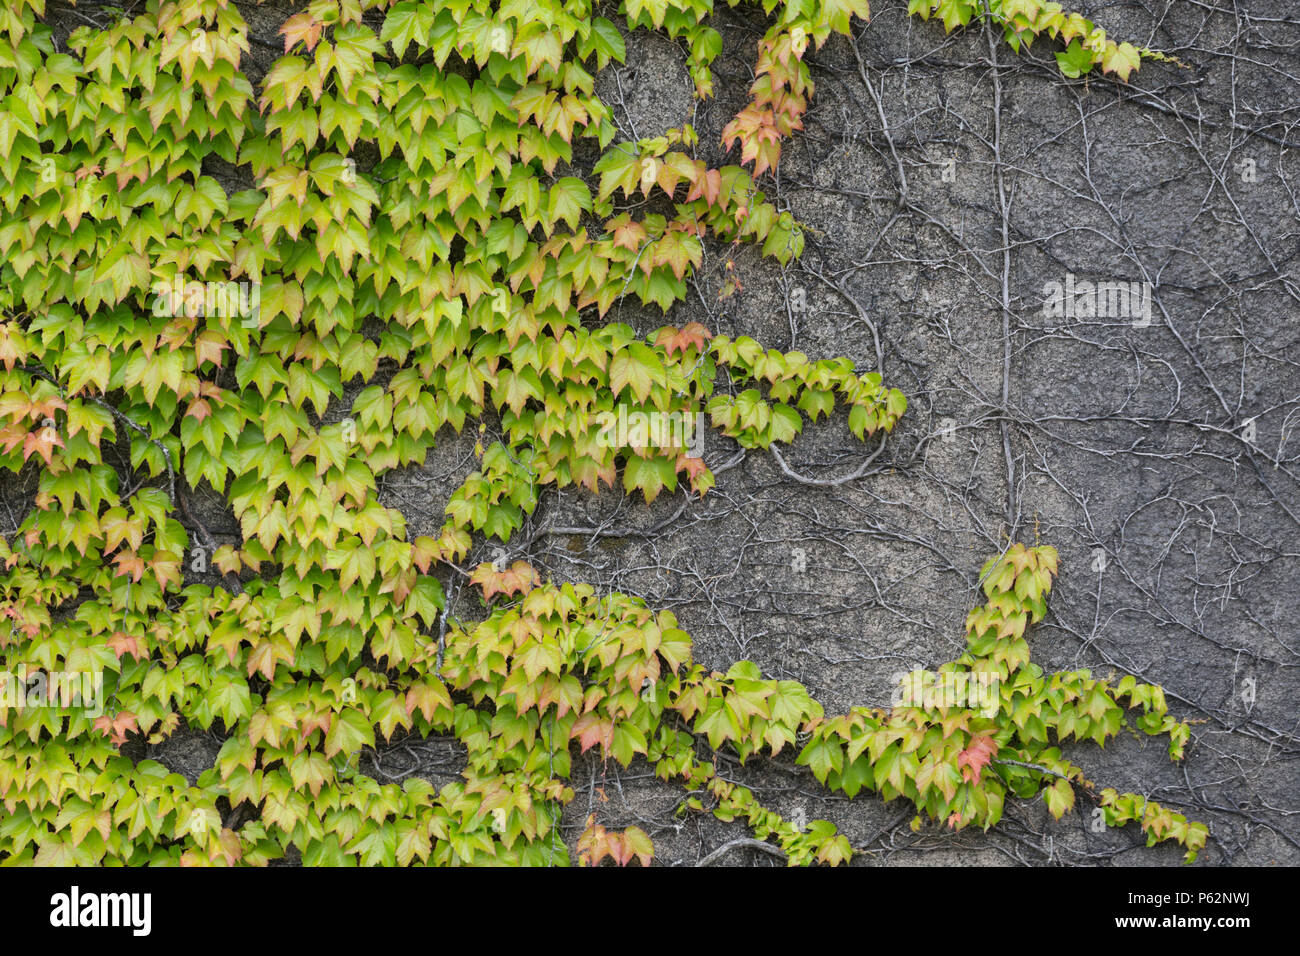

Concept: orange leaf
[[571, 713, 614, 755], [606, 832, 633, 866], [30, 396, 66, 420], [654, 321, 712, 358], [621, 825, 654, 866], [94, 711, 138, 747], [0, 423, 24, 455], [676, 454, 708, 480], [470, 560, 540, 601], [576, 814, 606, 866], [957, 734, 998, 785], [280, 13, 323, 53], [22, 427, 63, 466], [686, 167, 721, 207], [106, 631, 145, 661], [608, 214, 648, 252], [111, 550, 146, 583], [149, 551, 182, 589], [193, 331, 228, 369]]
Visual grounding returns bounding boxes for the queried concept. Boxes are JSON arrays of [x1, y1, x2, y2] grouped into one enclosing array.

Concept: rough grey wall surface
[[558, 1, 1300, 867], [46, 1, 1299, 866]]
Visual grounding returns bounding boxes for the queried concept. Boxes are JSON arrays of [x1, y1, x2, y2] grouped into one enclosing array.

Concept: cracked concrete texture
[[519, 1, 1299, 866]]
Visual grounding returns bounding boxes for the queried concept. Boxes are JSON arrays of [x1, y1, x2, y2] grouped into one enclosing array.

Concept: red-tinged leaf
[[296, 711, 331, 753], [576, 814, 608, 866], [106, 631, 145, 661], [608, 343, 663, 402], [213, 545, 242, 576], [94, 711, 138, 747], [676, 454, 714, 496], [288, 750, 330, 797], [1045, 777, 1076, 819], [537, 674, 584, 719], [470, 560, 540, 601], [22, 428, 63, 466], [194, 331, 228, 368], [212, 828, 243, 866], [687, 167, 721, 206], [750, 137, 783, 177], [547, 95, 588, 143], [654, 321, 712, 357], [606, 832, 633, 866], [0, 424, 25, 455], [30, 396, 67, 420], [621, 826, 654, 867], [1101, 41, 1142, 82], [147, 551, 180, 589], [405, 680, 452, 722], [439, 528, 472, 562], [649, 229, 702, 280], [607, 214, 647, 251], [246, 638, 291, 680], [957, 734, 998, 784], [323, 708, 374, 758], [280, 13, 324, 53], [410, 536, 443, 573], [112, 550, 146, 583], [656, 153, 699, 198], [571, 713, 614, 754]]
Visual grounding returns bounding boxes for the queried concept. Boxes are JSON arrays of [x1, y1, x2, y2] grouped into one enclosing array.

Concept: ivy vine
[[0, 0, 1205, 866]]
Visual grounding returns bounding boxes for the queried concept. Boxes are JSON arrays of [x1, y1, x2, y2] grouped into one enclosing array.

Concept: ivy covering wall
[[0, 0, 1206, 865]]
